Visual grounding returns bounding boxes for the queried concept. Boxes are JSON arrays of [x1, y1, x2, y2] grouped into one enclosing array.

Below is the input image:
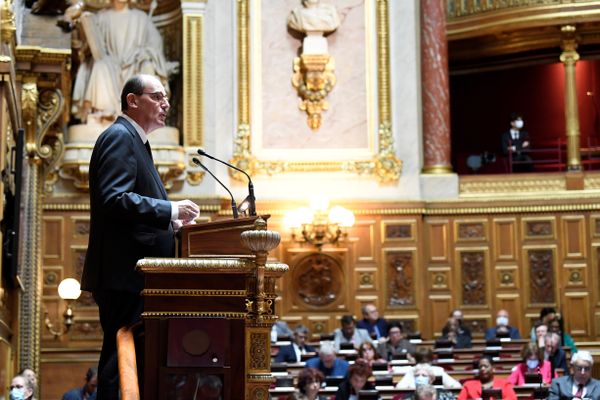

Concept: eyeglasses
[[141, 91, 169, 104], [573, 366, 591, 372]]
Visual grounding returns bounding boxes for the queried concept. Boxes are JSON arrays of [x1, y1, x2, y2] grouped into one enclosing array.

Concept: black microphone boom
[[197, 149, 256, 216], [191, 157, 238, 219]]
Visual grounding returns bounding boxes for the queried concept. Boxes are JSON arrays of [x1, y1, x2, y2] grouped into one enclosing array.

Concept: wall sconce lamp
[[284, 196, 355, 250], [45, 278, 81, 338]]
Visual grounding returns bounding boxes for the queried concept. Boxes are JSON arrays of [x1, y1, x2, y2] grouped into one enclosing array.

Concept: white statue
[[288, 0, 340, 55], [71, 0, 178, 123], [288, 0, 340, 33]]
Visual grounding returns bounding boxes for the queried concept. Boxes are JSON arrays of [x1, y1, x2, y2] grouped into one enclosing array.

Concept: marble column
[[421, 0, 452, 174], [560, 25, 582, 171]]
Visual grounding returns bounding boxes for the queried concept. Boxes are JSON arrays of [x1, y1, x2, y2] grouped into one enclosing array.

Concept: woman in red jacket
[[507, 342, 554, 386], [458, 356, 517, 400]]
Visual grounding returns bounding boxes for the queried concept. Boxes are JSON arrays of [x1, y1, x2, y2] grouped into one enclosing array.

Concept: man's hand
[[175, 199, 199, 221], [522, 140, 530, 148]]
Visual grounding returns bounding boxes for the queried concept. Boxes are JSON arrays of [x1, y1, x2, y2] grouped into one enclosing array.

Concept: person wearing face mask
[[396, 347, 462, 390], [501, 112, 533, 172], [396, 364, 455, 400], [485, 309, 521, 340], [508, 342, 554, 386], [9, 375, 34, 400]]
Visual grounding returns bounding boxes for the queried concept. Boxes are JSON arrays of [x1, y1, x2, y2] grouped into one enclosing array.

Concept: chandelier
[[284, 196, 355, 250]]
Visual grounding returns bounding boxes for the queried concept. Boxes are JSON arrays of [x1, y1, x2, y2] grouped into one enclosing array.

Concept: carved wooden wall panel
[[291, 252, 344, 308], [382, 220, 416, 241], [565, 293, 590, 336], [458, 250, 486, 306], [427, 220, 449, 262], [522, 217, 555, 240], [429, 295, 451, 336], [455, 219, 487, 241], [562, 216, 586, 259], [525, 247, 556, 305], [493, 218, 517, 261], [384, 249, 415, 307], [351, 220, 376, 262]]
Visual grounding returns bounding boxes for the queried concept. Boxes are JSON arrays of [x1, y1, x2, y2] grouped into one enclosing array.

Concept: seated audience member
[[333, 315, 372, 351], [305, 341, 349, 378], [287, 368, 327, 400], [276, 325, 316, 363], [533, 321, 548, 349], [529, 307, 556, 341], [548, 316, 578, 354], [458, 356, 517, 400], [442, 309, 471, 339], [413, 384, 439, 400], [9, 374, 35, 400], [357, 341, 386, 366], [377, 322, 416, 362], [396, 347, 461, 390], [18, 368, 37, 400], [62, 367, 97, 400], [484, 309, 521, 340], [544, 332, 567, 377], [357, 304, 389, 339], [507, 342, 553, 386], [440, 317, 471, 349], [396, 364, 456, 400], [549, 351, 600, 400], [272, 320, 295, 342], [334, 359, 376, 400]]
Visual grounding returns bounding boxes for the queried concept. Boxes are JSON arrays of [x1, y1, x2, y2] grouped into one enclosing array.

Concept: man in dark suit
[[549, 351, 600, 400], [485, 309, 521, 340], [545, 332, 568, 377], [501, 112, 533, 172], [357, 303, 389, 339], [81, 74, 199, 399], [275, 325, 315, 363]]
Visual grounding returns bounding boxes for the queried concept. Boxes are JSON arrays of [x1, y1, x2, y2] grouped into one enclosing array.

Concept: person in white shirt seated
[[333, 315, 372, 351]]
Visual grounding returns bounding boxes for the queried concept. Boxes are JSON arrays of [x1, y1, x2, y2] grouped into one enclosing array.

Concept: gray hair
[[572, 350, 594, 365], [294, 324, 309, 335], [415, 383, 437, 400], [319, 341, 336, 356]]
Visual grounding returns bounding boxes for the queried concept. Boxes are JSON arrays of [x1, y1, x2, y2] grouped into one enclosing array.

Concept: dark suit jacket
[[549, 375, 600, 400], [82, 116, 174, 294], [357, 318, 389, 338], [485, 325, 521, 341], [501, 129, 530, 157], [275, 343, 316, 363]]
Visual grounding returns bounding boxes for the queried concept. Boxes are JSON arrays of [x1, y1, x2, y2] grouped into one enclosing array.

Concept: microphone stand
[[192, 157, 238, 219], [197, 149, 256, 216]]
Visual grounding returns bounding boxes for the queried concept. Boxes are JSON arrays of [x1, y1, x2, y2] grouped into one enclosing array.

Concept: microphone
[[197, 149, 256, 216], [191, 157, 238, 219]]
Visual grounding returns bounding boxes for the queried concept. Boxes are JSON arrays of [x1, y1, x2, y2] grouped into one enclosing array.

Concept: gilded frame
[[230, 0, 401, 182]]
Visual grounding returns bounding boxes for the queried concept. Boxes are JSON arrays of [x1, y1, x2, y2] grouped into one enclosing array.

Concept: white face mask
[[415, 375, 430, 387], [496, 316, 509, 327], [526, 359, 539, 369], [514, 120, 524, 129]]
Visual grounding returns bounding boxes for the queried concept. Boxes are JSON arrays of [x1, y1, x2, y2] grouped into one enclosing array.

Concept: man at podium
[[81, 74, 200, 399]]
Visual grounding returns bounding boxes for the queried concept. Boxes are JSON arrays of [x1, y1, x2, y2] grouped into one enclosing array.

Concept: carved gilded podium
[[136, 216, 287, 400]]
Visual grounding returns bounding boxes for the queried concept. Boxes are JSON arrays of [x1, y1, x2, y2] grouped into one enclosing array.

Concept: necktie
[[145, 141, 153, 160], [575, 384, 584, 398]]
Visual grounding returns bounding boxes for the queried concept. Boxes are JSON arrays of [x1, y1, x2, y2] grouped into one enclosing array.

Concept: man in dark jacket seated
[[275, 325, 315, 363]]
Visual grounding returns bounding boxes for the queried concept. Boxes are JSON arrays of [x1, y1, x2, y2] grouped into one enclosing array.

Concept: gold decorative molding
[[182, 12, 204, 147], [141, 289, 247, 297], [230, 0, 401, 182], [460, 176, 565, 194], [15, 46, 72, 65], [560, 25, 582, 171], [292, 54, 336, 130], [142, 311, 246, 319], [1, 0, 16, 43]]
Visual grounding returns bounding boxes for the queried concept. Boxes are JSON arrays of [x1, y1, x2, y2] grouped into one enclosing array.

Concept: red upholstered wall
[[450, 59, 600, 174]]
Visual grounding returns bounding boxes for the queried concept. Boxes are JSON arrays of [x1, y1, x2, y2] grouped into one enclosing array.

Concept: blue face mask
[[10, 388, 26, 400], [526, 359, 539, 369], [415, 375, 430, 387]]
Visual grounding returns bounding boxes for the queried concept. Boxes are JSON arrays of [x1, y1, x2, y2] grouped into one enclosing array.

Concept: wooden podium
[[136, 216, 287, 400]]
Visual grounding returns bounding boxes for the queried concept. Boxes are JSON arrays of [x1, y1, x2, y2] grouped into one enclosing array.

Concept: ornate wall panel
[[496, 265, 518, 289], [427, 220, 449, 263], [458, 249, 487, 306], [493, 218, 517, 261], [351, 220, 376, 262], [382, 220, 416, 242], [525, 247, 556, 305], [429, 295, 451, 336], [562, 216, 586, 259], [383, 249, 416, 307], [565, 293, 590, 336], [455, 219, 487, 242], [564, 263, 586, 287], [522, 217, 556, 240]]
